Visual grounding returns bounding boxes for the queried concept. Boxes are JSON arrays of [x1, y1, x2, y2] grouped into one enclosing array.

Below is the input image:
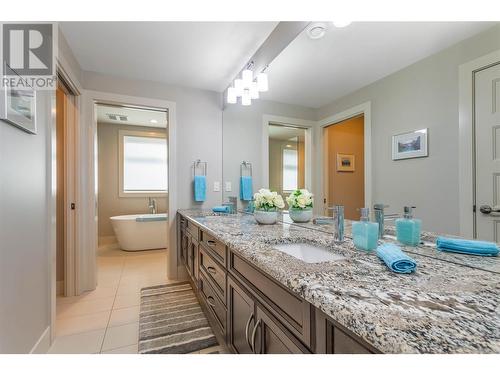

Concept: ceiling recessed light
[[307, 22, 327, 40], [150, 119, 158, 124], [332, 20, 352, 28]]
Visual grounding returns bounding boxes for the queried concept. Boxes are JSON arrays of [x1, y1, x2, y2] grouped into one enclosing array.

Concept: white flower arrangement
[[286, 189, 313, 210], [253, 188, 285, 211]]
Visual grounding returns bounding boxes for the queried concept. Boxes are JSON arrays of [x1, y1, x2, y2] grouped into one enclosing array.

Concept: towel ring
[[240, 161, 252, 177], [193, 159, 207, 177]]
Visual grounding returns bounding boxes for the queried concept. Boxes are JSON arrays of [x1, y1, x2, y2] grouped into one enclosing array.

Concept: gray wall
[[0, 91, 53, 353], [315, 25, 500, 235], [97, 122, 168, 239]]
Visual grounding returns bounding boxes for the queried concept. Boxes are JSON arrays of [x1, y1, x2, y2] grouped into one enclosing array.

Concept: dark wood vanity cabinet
[[315, 309, 380, 354], [177, 213, 380, 354], [227, 276, 255, 353]]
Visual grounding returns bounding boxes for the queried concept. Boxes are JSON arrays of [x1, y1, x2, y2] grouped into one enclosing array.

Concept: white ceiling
[[261, 22, 497, 108], [60, 22, 278, 92], [96, 105, 167, 128]]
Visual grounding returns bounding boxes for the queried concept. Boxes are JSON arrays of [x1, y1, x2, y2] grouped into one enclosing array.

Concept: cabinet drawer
[[333, 327, 371, 354], [199, 246, 226, 303], [199, 273, 226, 333], [229, 252, 311, 348], [200, 231, 226, 266], [186, 220, 199, 240]]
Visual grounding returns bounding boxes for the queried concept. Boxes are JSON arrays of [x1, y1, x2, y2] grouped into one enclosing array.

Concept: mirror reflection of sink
[[273, 242, 347, 263]]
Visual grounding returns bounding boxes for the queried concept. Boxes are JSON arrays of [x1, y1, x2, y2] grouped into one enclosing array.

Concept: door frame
[[50, 60, 82, 343], [261, 115, 316, 192], [317, 101, 372, 216], [79, 90, 177, 293], [458, 49, 500, 238]]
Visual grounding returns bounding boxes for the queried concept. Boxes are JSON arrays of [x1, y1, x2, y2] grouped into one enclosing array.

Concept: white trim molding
[[459, 50, 500, 238], [262, 114, 316, 191], [316, 101, 372, 215], [79, 90, 178, 294]]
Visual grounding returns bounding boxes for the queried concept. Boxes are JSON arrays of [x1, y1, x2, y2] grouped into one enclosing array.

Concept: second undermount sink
[[272, 242, 347, 264]]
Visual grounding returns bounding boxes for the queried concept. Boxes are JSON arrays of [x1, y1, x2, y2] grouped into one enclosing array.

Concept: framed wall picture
[[0, 82, 37, 135], [392, 128, 428, 160], [336, 153, 355, 172]]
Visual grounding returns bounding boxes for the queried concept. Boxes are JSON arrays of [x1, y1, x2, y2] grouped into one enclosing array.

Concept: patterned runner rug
[[138, 281, 219, 354]]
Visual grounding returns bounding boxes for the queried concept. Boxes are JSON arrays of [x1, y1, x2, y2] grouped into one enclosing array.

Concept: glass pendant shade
[[242, 69, 253, 88], [241, 88, 251, 106], [257, 72, 268, 92], [250, 82, 259, 99], [234, 79, 243, 96]]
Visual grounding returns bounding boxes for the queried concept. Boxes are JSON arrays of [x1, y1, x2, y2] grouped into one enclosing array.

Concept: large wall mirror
[[221, 22, 500, 273]]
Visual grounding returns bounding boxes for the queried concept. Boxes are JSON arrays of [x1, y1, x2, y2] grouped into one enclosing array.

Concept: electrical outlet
[[225, 181, 232, 192], [213, 181, 220, 192]]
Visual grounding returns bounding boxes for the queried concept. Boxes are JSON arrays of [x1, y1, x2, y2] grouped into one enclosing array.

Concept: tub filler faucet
[[148, 197, 157, 214]]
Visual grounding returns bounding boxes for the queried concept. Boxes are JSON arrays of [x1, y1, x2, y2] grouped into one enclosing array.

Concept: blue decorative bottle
[[396, 206, 421, 246], [352, 208, 379, 251]]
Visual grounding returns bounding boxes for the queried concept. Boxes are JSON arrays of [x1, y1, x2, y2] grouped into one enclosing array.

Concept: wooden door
[[227, 277, 255, 354]]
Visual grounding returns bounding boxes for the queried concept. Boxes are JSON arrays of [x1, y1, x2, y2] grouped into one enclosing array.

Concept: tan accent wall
[[326, 116, 364, 220], [97, 122, 168, 241]]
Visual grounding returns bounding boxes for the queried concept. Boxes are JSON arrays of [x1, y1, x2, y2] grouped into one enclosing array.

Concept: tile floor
[[49, 248, 171, 354]]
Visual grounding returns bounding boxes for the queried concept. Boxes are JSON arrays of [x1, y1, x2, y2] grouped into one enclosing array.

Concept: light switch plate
[[225, 181, 232, 192], [213, 181, 220, 192]]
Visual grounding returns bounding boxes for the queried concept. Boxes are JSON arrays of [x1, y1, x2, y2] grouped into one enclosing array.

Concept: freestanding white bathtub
[[110, 213, 168, 251]]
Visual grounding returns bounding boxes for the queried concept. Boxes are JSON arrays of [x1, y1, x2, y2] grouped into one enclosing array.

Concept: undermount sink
[[272, 242, 347, 264]]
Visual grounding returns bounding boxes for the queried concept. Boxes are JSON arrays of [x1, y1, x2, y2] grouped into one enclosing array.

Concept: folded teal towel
[[194, 175, 206, 202], [376, 243, 417, 274], [240, 176, 253, 201], [436, 237, 499, 256], [212, 206, 229, 213]]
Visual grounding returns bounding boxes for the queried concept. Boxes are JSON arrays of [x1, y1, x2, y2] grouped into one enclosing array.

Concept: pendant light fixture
[[226, 61, 269, 106]]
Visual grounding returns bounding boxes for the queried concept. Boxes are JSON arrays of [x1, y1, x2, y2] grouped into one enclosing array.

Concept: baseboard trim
[[30, 326, 51, 354]]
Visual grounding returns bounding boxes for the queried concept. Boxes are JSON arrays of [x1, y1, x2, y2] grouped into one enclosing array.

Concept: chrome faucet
[[373, 203, 399, 239], [148, 197, 157, 214], [222, 196, 238, 214], [329, 205, 345, 243]]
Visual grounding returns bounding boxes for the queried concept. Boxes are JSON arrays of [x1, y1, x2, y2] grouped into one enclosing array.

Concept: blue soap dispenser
[[396, 206, 421, 246], [352, 208, 379, 251]]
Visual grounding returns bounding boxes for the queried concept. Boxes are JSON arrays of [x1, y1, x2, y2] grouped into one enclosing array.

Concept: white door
[[475, 63, 500, 242]]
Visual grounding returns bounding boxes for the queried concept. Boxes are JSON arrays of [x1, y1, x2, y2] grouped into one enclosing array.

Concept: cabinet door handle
[[244, 313, 254, 352], [251, 319, 262, 354], [207, 240, 216, 247], [207, 266, 217, 275], [207, 296, 216, 308]]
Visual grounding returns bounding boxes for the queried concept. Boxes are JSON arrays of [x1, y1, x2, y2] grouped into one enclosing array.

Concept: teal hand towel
[[436, 237, 499, 256], [376, 243, 417, 274], [194, 175, 206, 202], [136, 214, 167, 222], [240, 176, 253, 201], [212, 206, 229, 213]]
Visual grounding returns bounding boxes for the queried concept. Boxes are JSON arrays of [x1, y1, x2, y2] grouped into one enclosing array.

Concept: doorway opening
[[323, 115, 365, 220], [268, 124, 308, 200]]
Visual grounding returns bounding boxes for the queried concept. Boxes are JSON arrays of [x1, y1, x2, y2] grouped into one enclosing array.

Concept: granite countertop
[[178, 209, 500, 354]]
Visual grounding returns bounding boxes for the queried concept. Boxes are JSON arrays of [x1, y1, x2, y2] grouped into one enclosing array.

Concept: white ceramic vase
[[289, 208, 313, 223], [254, 210, 278, 225]]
